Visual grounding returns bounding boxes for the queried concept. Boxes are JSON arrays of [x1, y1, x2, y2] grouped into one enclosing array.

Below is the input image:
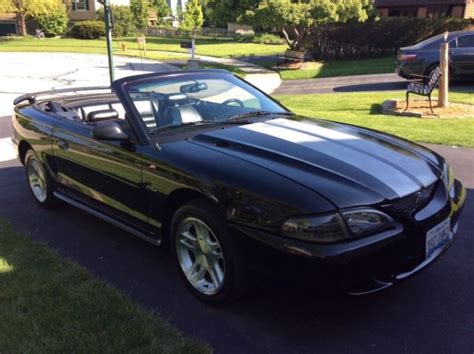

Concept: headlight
[[281, 213, 348, 243], [341, 209, 394, 237], [281, 209, 395, 244]]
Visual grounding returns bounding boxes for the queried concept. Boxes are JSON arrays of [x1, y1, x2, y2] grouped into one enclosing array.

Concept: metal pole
[[103, 0, 115, 86]]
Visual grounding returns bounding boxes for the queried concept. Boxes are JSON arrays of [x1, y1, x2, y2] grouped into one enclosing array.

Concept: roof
[[375, 0, 468, 6]]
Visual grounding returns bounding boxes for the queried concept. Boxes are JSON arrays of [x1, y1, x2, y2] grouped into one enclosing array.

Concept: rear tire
[[25, 150, 59, 208], [425, 64, 451, 84], [170, 199, 247, 304]]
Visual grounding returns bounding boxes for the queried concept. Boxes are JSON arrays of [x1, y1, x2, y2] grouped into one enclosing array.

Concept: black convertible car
[[12, 70, 465, 303]]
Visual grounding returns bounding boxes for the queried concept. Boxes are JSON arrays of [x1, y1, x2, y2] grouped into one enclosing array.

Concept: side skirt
[[53, 191, 161, 246]]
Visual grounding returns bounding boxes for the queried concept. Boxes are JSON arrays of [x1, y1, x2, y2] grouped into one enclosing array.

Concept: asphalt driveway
[[0, 116, 473, 354]]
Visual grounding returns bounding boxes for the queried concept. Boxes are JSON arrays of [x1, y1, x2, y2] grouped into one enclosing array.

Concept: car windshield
[[123, 72, 290, 132]]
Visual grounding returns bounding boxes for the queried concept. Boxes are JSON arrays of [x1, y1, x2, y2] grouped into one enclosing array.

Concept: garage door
[[0, 23, 17, 36]]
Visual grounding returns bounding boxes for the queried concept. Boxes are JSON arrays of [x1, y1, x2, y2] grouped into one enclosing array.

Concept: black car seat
[[160, 95, 202, 126]]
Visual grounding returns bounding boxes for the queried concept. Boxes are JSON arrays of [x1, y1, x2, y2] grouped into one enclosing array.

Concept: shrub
[[235, 33, 284, 44], [308, 17, 470, 60], [70, 20, 106, 39], [97, 5, 135, 37], [36, 10, 69, 37]]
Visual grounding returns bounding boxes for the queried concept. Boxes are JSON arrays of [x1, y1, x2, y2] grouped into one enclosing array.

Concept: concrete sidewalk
[[166, 52, 282, 94], [195, 54, 281, 94]]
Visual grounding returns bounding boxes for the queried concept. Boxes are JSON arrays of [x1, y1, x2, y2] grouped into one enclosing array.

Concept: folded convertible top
[[13, 86, 111, 106]]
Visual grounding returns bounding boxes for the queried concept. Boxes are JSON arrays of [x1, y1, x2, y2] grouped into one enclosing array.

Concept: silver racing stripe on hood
[[238, 118, 436, 197]]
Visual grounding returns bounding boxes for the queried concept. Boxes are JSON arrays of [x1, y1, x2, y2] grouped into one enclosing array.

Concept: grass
[[0, 218, 210, 353], [278, 57, 396, 80], [0, 36, 287, 59], [276, 90, 474, 147]]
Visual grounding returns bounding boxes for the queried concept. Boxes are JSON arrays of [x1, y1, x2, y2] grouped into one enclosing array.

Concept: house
[[375, 0, 474, 19], [168, 0, 188, 16], [69, 0, 96, 21], [0, 0, 96, 36]]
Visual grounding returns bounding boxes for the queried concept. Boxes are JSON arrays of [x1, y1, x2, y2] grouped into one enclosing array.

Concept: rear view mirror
[[92, 121, 128, 141], [180, 82, 208, 94]]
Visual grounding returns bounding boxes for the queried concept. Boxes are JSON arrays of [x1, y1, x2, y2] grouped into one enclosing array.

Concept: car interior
[[38, 80, 264, 137]]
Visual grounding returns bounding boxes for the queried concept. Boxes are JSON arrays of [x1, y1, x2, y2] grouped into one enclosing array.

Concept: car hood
[[189, 117, 443, 208]]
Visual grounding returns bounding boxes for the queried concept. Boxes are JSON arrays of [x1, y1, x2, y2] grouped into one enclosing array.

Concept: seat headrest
[[162, 105, 202, 127]]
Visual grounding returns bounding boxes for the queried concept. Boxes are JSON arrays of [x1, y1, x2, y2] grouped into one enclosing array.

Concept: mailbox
[[180, 40, 193, 49]]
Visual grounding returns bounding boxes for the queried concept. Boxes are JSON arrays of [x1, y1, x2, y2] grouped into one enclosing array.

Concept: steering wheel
[[222, 98, 244, 107]]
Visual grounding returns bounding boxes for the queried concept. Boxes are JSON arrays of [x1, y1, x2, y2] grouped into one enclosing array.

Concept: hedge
[[308, 17, 471, 60], [69, 20, 106, 39]]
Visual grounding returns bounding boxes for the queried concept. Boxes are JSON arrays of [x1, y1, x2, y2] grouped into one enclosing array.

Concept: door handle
[[57, 140, 69, 150]]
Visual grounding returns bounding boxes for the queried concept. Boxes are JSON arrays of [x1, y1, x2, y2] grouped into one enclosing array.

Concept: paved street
[[0, 115, 472, 353], [0, 52, 177, 117], [273, 73, 474, 95]]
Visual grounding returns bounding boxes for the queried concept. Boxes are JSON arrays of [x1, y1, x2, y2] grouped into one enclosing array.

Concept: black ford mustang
[[11, 70, 465, 303]]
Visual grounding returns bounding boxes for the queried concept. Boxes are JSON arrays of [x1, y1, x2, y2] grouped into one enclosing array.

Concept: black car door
[[451, 34, 474, 80], [52, 115, 148, 225]]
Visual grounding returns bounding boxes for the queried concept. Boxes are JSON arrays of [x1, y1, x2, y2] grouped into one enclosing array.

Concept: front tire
[[25, 150, 59, 208], [170, 199, 246, 304]]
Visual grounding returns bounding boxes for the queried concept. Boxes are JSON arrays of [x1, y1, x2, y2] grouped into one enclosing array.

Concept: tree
[[203, 0, 259, 28], [130, 0, 149, 30], [0, 0, 67, 36], [36, 7, 68, 36], [149, 0, 171, 24], [181, 0, 203, 32], [97, 5, 135, 36], [242, 0, 373, 51]]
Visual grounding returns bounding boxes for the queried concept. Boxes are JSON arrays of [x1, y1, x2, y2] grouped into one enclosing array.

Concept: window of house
[[457, 35, 474, 48], [72, 0, 89, 11], [427, 5, 449, 18], [388, 7, 418, 17], [450, 6, 464, 17]]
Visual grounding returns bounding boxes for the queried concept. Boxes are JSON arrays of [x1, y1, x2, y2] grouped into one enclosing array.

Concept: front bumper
[[234, 179, 466, 294]]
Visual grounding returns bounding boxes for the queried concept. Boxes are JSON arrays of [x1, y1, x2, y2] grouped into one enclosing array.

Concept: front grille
[[390, 182, 437, 217]]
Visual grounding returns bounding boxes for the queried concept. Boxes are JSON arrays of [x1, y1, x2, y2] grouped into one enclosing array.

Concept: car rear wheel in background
[[425, 64, 452, 84], [25, 150, 59, 208], [170, 199, 247, 304]]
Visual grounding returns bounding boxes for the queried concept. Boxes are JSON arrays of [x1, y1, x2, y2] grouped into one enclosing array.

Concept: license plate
[[426, 218, 452, 259]]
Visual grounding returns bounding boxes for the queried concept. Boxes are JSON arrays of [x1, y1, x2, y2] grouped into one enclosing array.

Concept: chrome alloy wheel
[[176, 217, 225, 295], [27, 157, 47, 203]]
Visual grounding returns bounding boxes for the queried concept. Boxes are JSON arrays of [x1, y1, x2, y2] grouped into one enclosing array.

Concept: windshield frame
[[112, 70, 292, 142]]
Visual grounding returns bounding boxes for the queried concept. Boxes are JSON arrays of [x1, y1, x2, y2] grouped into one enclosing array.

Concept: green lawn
[[276, 91, 474, 147], [279, 57, 396, 80], [0, 218, 210, 353], [0, 37, 287, 59]]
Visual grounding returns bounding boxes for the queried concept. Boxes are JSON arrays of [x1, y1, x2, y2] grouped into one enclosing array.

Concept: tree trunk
[[281, 28, 295, 49], [14, 0, 27, 36], [16, 12, 27, 36]]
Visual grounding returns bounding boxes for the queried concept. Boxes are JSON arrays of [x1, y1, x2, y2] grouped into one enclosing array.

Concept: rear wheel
[[25, 150, 59, 208], [170, 199, 247, 304], [425, 64, 451, 84]]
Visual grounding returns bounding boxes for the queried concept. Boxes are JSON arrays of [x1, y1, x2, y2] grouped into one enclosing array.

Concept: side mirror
[[92, 122, 128, 141]]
